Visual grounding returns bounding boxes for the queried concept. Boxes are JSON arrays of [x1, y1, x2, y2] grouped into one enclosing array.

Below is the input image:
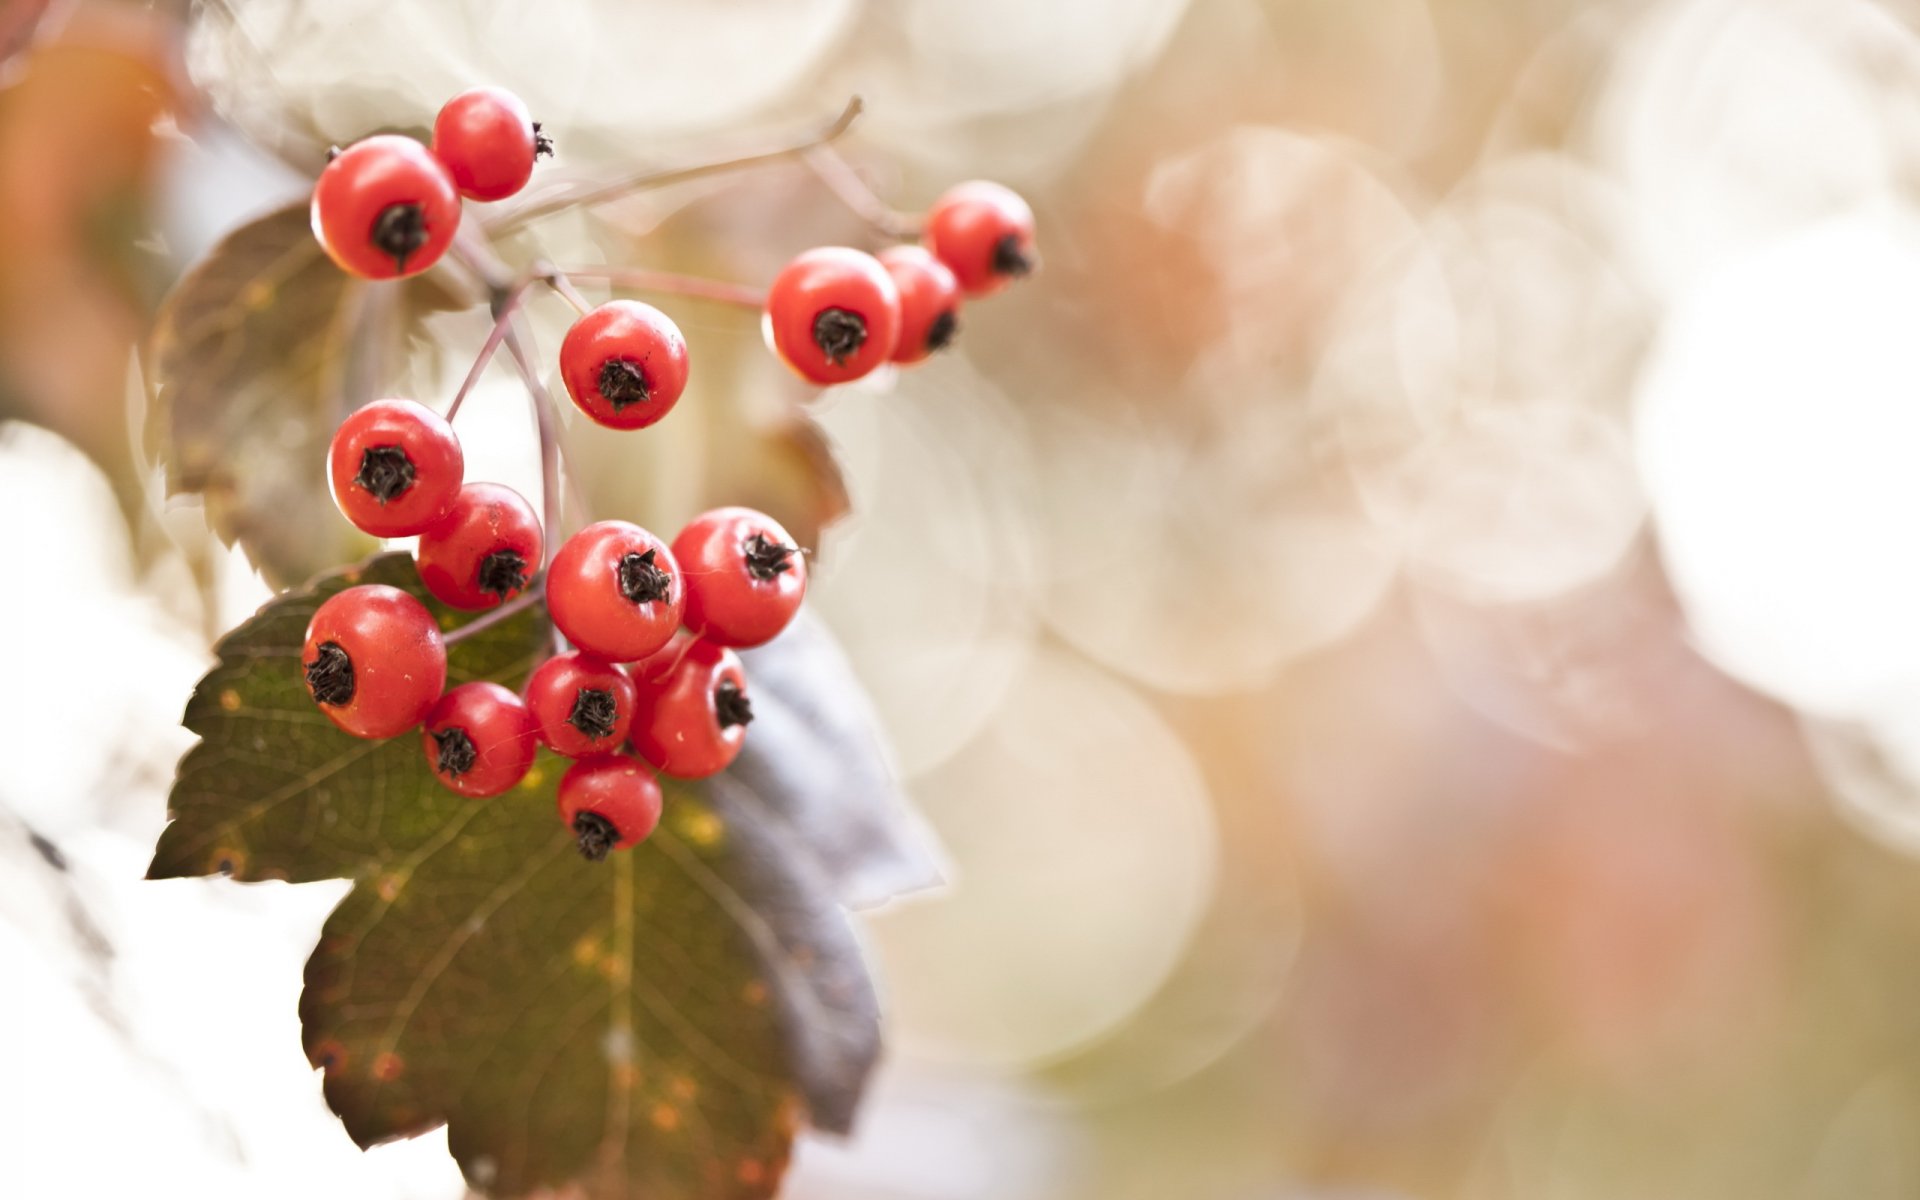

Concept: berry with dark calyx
[[420, 681, 539, 798], [546, 521, 685, 661], [301, 584, 447, 739], [630, 640, 752, 780], [923, 180, 1037, 297], [524, 650, 637, 758], [671, 507, 808, 648], [311, 134, 461, 280], [414, 482, 542, 611], [878, 244, 962, 364], [557, 754, 663, 860], [559, 300, 690, 431], [327, 399, 465, 538], [431, 86, 544, 202], [764, 246, 901, 385]]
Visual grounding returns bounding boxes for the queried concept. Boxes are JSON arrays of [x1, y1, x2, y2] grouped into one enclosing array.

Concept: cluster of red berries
[[297, 88, 1037, 860], [306, 401, 805, 860], [310, 87, 1037, 395]]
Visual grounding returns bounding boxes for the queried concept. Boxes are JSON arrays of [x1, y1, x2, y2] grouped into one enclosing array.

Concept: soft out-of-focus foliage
[[14, 0, 1920, 1197]]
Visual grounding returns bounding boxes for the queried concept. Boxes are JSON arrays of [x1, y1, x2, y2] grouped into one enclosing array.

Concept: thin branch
[[485, 96, 865, 238], [500, 322, 565, 574], [543, 270, 594, 316], [801, 144, 920, 239], [443, 582, 547, 645], [446, 270, 540, 420], [557, 265, 766, 310]]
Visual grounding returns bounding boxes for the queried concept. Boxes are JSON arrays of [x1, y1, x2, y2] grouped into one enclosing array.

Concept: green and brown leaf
[[150, 554, 934, 1198], [143, 203, 464, 588]]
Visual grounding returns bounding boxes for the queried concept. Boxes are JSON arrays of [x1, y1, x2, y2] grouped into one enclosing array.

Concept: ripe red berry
[[557, 754, 663, 860], [765, 247, 901, 385], [327, 399, 465, 538], [923, 180, 1036, 297], [558, 300, 690, 430], [524, 651, 637, 758], [420, 681, 539, 798], [302, 584, 447, 739], [414, 482, 542, 611], [311, 135, 462, 280], [878, 245, 961, 364], [546, 521, 685, 661], [671, 507, 807, 648], [430, 86, 550, 202], [631, 640, 752, 780]]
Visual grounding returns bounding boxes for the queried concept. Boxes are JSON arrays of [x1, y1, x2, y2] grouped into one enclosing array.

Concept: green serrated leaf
[[152, 554, 928, 1198], [144, 203, 467, 588]]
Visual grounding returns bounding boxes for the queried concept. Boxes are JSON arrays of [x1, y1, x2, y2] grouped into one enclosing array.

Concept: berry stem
[[445, 270, 540, 421], [500, 325, 565, 575], [558, 265, 766, 310], [443, 581, 547, 645], [800, 144, 920, 239], [543, 270, 593, 316], [484, 96, 865, 238]]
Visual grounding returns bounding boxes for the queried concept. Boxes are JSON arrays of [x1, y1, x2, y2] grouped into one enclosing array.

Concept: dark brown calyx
[[567, 688, 618, 740], [991, 233, 1033, 278], [574, 811, 619, 861], [617, 548, 672, 605], [715, 679, 753, 730], [925, 309, 958, 353], [432, 727, 477, 776], [305, 642, 354, 706], [533, 121, 554, 158], [371, 202, 429, 274], [741, 533, 795, 581], [812, 307, 867, 365], [477, 550, 528, 600], [354, 445, 415, 503], [597, 359, 650, 411]]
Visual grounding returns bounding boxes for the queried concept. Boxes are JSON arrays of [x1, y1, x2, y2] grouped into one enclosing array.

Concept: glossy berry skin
[[327, 399, 465, 538], [631, 640, 752, 780], [559, 301, 690, 430], [878, 245, 961, 364], [765, 247, 901, 385], [420, 681, 539, 798], [923, 180, 1037, 297], [524, 651, 637, 759], [431, 86, 545, 202], [302, 584, 447, 739], [672, 507, 807, 648], [546, 521, 685, 661], [415, 482, 542, 611], [557, 754, 663, 860], [311, 135, 462, 280]]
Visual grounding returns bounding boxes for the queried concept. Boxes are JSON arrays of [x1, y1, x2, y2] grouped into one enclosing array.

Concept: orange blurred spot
[[371, 1052, 404, 1082]]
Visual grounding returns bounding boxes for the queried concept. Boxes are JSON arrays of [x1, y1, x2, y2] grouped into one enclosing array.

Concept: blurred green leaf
[[144, 202, 462, 588], [150, 553, 928, 1198]]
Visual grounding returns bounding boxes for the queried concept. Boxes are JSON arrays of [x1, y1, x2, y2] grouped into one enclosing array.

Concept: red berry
[[420, 681, 539, 798], [631, 640, 751, 780], [431, 86, 549, 202], [311, 135, 462, 280], [327, 399, 465, 538], [672, 507, 807, 648], [524, 651, 637, 758], [878, 245, 961, 364], [765, 247, 901, 385], [923, 180, 1036, 297], [414, 482, 542, 611], [546, 521, 685, 661], [558, 754, 663, 860], [302, 584, 447, 739], [558, 300, 690, 430]]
